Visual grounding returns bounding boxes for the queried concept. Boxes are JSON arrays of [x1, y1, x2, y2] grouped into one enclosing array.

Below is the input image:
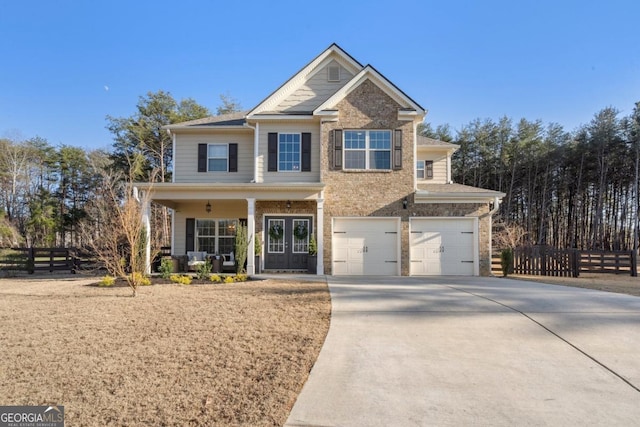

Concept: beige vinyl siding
[[275, 60, 354, 112], [172, 201, 248, 255], [258, 122, 320, 183], [174, 132, 253, 183], [417, 152, 449, 184]]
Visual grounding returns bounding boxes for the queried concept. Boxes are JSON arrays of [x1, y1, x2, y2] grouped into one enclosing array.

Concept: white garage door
[[410, 218, 478, 276], [333, 218, 400, 276]]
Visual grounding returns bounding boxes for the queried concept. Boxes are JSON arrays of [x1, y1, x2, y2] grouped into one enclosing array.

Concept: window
[[344, 130, 391, 170], [292, 219, 309, 253], [417, 160, 433, 179], [208, 144, 228, 171], [198, 143, 237, 173], [278, 133, 301, 171], [268, 219, 285, 253], [195, 219, 237, 256]]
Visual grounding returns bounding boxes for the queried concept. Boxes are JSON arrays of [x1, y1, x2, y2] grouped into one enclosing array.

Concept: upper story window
[[197, 143, 237, 173], [278, 133, 301, 171], [344, 130, 391, 170], [268, 132, 312, 172], [417, 160, 433, 179], [208, 144, 228, 171]]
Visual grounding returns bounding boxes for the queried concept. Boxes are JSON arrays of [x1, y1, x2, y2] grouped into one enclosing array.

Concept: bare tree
[[80, 155, 158, 296]]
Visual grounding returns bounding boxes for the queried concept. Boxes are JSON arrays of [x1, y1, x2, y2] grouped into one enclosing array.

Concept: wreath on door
[[293, 223, 308, 240], [268, 224, 283, 240]]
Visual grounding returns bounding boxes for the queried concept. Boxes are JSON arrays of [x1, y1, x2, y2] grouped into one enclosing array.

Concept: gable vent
[[328, 65, 340, 82]]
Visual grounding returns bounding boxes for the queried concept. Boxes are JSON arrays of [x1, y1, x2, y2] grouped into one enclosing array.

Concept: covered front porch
[[135, 182, 325, 275]]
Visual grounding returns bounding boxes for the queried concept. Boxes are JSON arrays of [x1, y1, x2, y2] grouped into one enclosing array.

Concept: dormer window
[[328, 65, 340, 82]]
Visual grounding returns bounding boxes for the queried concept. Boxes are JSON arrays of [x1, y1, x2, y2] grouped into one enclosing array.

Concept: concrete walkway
[[285, 276, 640, 426]]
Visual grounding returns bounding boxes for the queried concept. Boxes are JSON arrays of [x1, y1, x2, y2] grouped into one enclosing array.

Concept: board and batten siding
[[275, 60, 355, 112], [258, 122, 321, 183], [418, 152, 449, 184], [174, 132, 253, 183]]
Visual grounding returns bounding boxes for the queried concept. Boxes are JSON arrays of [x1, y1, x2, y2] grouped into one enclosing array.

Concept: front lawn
[[0, 276, 331, 426]]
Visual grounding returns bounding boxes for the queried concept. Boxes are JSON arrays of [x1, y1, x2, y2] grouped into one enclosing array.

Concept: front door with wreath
[[264, 216, 312, 270]]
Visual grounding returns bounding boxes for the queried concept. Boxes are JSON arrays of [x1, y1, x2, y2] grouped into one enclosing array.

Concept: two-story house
[[136, 44, 504, 276]]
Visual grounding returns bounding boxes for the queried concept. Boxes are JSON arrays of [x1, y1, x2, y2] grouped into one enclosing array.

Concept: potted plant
[[307, 234, 317, 274]]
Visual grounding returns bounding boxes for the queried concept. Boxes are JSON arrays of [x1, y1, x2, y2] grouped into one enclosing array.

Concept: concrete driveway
[[285, 276, 640, 426]]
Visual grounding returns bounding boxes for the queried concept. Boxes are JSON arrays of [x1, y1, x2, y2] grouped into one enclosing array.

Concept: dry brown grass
[[0, 275, 331, 426], [510, 273, 640, 297]]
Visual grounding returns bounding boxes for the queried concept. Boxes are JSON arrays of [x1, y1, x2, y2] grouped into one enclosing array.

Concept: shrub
[[130, 272, 151, 286], [223, 275, 235, 284], [159, 258, 173, 279], [196, 261, 212, 280], [170, 274, 192, 285], [234, 274, 248, 282], [500, 248, 514, 277], [209, 274, 222, 283], [98, 275, 115, 287], [308, 234, 317, 256]]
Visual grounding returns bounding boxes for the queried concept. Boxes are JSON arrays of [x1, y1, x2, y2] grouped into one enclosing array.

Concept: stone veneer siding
[[318, 79, 493, 276]]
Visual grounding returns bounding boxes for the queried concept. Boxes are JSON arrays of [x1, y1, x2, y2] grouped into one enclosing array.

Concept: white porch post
[[316, 197, 324, 275], [142, 198, 151, 275], [247, 198, 256, 275]]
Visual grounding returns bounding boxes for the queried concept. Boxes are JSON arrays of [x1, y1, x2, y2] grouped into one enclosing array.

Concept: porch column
[[247, 198, 256, 275], [316, 197, 324, 275], [142, 198, 151, 275]]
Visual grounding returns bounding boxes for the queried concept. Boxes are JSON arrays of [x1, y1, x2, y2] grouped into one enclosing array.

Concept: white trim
[[171, 133, 176, 183], [314, 66, 426, 116], [248, 45, 362, 117], [414, 191, 505, 204]]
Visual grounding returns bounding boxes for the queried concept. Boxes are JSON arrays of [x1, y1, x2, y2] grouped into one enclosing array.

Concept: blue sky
[[1, 0, 638, 150]]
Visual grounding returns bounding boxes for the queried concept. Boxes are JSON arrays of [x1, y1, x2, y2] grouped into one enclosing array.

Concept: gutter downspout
[[244, 122, 258, 183]]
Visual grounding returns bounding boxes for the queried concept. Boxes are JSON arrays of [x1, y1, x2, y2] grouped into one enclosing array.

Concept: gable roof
[[314, 64, 426, 116], [247, 43, 363, 117]]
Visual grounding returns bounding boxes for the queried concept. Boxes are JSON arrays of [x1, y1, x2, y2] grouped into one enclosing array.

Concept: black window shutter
[[301, 133, 311, 172], [228, 143, 238, 172], [186, 218, 195, 252], [198, 144, 207, 172], [393, 129, 403, 170], [333, 129, 343, 170], [268, 133, 278, 172]]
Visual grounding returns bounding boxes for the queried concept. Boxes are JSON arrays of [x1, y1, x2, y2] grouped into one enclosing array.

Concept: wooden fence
[[492, 246, 638, 277], [0, 248, 97, 274]]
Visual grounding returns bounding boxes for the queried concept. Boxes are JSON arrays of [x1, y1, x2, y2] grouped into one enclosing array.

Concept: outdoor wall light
[[286, 200, 292, 209], [403, 197, 408, 209], [205, 201, 212, 213]]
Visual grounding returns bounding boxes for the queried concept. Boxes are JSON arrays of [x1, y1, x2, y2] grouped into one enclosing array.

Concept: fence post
[[27, 248, 35, 274]]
